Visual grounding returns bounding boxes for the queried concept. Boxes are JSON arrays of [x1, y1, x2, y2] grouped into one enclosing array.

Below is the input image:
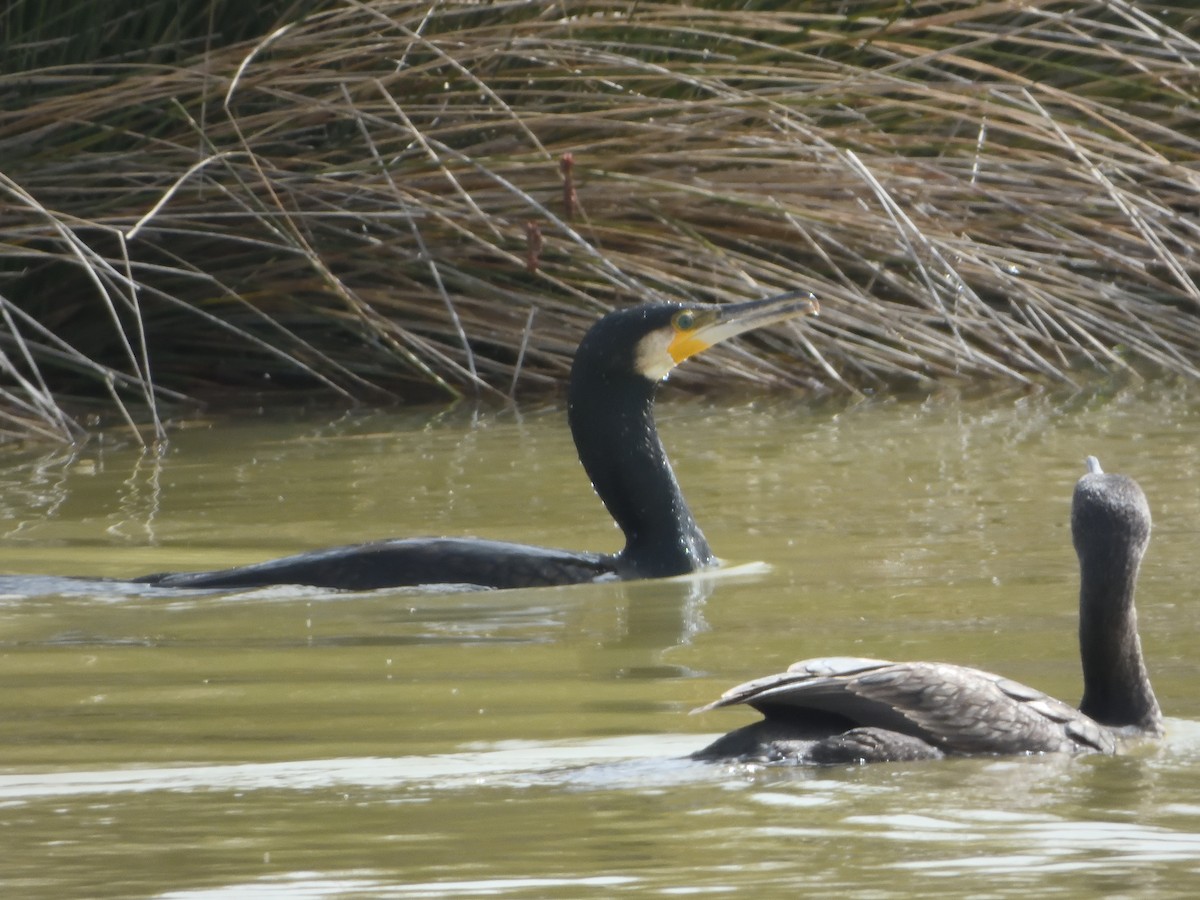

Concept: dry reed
[[1, 0, 1198, 441]]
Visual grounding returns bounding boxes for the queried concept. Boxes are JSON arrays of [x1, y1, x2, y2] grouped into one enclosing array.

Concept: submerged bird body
[[692, 458, 1162, 764], [137, 538, 613, 592], [136, 292, 817, 591]]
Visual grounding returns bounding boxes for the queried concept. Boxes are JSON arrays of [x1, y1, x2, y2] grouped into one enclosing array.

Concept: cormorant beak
[[667, 290, 819, 366]]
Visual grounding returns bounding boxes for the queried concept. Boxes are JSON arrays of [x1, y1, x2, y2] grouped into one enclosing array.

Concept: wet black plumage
[[135, 291, 817, 591], [692, 457, 1163, 764]]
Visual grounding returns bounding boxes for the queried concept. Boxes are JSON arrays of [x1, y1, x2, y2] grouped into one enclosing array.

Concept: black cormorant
[[135, 291, 818, 592], [691, 457, 1163, 764]]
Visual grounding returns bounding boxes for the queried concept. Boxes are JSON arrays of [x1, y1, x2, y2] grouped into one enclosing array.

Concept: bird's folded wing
[[696, 657, 1115, 755]]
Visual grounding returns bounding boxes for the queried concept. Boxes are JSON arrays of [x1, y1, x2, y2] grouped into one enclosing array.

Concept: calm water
[[1, 385, 1199, 897]]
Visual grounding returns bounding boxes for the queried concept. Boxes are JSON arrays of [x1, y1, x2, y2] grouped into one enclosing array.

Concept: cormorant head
[[572, 290, 819, 388], [1072, 456, 1152, 573]]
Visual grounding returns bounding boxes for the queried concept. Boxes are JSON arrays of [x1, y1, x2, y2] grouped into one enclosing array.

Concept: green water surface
[[0, 385, 1198, 897]]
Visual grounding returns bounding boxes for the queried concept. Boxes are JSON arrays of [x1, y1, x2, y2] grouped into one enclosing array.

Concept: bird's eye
[[674, 311, 696, 331]]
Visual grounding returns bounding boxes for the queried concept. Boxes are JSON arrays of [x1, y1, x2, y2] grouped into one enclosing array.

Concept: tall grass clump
[[1, 0, 1197, 441]]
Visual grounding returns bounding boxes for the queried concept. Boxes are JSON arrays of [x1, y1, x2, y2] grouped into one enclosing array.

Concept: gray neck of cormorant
[[1074, 476, 1162, 734], [568, 366, 713, 579]]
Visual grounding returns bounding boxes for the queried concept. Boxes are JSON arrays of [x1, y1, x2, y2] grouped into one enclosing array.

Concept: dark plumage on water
[[691, 457, 1162, 764], [132, 292, 818, 591]]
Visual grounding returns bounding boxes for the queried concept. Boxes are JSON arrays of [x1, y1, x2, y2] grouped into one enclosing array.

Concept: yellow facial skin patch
[[635, 292, 818, 382]]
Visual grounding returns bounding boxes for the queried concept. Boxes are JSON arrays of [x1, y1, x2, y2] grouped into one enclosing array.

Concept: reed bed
[[1, 0, 1197, 441]]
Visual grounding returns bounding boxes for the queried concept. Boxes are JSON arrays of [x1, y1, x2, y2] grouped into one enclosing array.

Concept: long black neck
[[1076, 515, 1162, 734], [568, 366, 713, 579]]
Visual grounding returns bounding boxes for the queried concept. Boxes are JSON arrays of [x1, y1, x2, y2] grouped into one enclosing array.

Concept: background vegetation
[[1, 0, 1197, 442]]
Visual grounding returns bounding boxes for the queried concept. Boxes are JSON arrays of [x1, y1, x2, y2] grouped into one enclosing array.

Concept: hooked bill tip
[[763, 289, 818, 314]]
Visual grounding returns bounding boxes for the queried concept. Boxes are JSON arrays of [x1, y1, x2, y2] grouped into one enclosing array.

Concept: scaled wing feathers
[[696, 657, 1116, 755]]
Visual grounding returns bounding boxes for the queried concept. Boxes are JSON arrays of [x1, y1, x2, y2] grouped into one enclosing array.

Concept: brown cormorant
[[135, 291, 818, 592], [691, 457, 1163, 764]]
